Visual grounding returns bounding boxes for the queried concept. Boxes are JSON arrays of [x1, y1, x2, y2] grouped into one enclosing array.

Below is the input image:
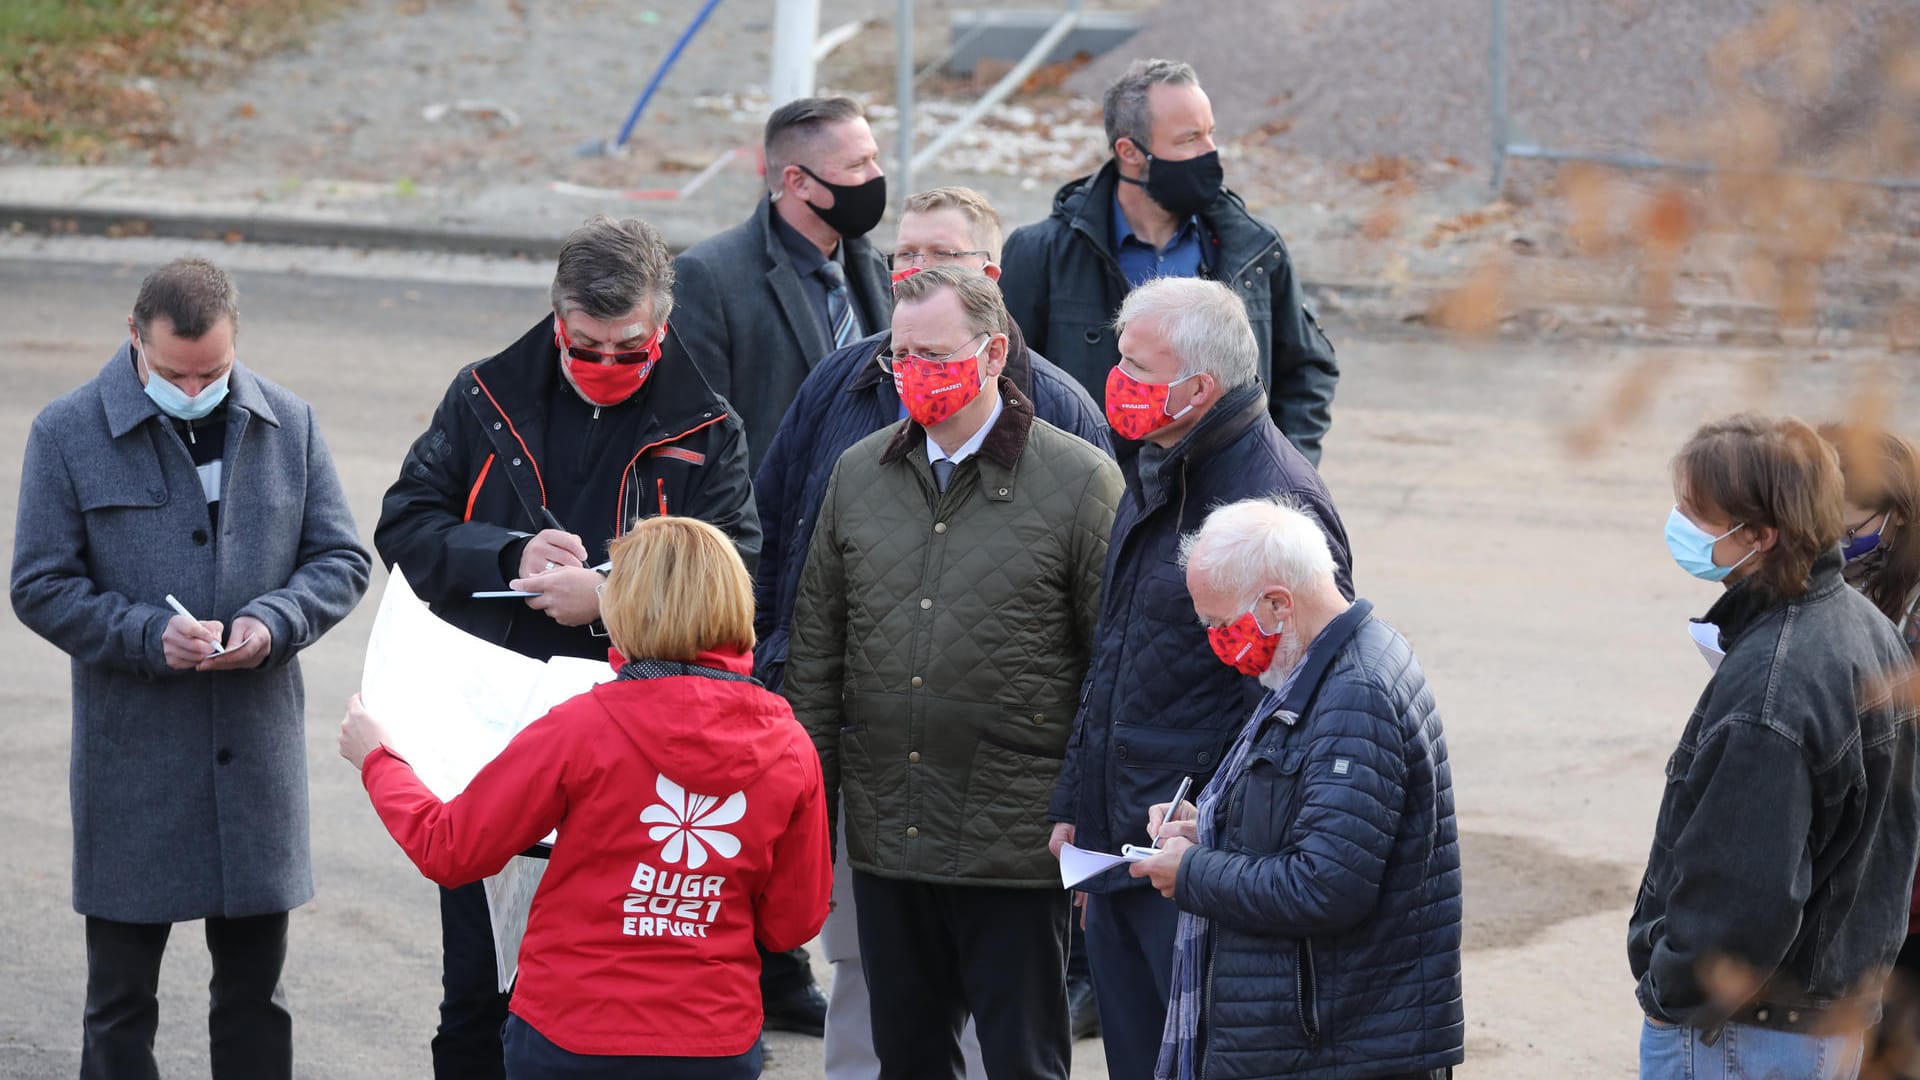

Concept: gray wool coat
[[10, 346, 370, 923]]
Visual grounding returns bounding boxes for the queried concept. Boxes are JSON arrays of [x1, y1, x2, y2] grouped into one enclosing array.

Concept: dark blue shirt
[[771, 207, 869, 341], [1111, 190, 1205, 287]]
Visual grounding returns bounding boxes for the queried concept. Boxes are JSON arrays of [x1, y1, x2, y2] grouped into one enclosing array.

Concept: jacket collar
[[472, 315, 728, 440], [880, 376, 1035, 474], [1704, 548, 1850, 647], [100, 342, 277, 439], [1126, 380, 1267, 499], [1269, 598, 1376, 722], [1055, 160, 1278, 280]]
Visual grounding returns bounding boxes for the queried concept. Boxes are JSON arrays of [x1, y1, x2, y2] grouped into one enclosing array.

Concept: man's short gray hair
[[890, 264, 1011, 339], [1103, 58, 1201, 154], [551, 216, 674, 323], [133, 257, 238, 340], [1179, 496, 1336, 605], [1114, 277, 1257, 390]]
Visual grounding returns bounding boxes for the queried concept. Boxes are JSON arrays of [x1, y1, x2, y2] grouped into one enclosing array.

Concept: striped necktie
[[818, 259, 863, 349]]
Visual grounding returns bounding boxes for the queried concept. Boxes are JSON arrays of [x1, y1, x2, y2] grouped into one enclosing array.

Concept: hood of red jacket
[[591, 646, 797, 792]]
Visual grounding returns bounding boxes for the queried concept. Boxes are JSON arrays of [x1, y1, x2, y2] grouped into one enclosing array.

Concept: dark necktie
[[932, 458, 956, 493], [818, 259, 863, 349]]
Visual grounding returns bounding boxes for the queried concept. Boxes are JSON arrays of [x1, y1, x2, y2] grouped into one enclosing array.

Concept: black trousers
[[1083, 886, 1181, 1080], [502, 1015, 762, 1079], [81, 911, 291, 1080], [437, 883, 811, 1080], [852, 871, 1070, 1080]]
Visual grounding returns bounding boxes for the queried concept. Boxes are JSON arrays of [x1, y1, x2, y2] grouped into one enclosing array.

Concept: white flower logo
[[639, 774, 746, 869]]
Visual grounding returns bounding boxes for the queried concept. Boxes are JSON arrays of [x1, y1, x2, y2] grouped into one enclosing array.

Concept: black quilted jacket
[[1177, 601, 1464, 1079], [1049, 381, 1352, 890], [784, 380, 1122, 887]]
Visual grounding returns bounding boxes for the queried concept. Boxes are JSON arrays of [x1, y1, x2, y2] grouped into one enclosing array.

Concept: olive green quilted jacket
[[785, 380, 1121, 887]]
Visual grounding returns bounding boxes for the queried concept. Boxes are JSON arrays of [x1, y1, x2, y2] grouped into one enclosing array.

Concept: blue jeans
[[502, 1015, 762, 1079], [1639, 1017, 1864, 1080]]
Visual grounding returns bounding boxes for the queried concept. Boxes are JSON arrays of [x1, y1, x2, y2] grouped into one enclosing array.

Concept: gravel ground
[[1070, 0, 1909, 176]]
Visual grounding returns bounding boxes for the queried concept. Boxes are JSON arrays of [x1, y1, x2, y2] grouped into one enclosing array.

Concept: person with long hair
[[340, 517, 831, 1079], [1822, 422, 1920, 654], [1632, 415, 1920, 1080]]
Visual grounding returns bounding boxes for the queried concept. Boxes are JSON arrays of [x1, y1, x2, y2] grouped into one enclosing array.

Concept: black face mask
[[1119, 147, 1224, 217], [797, 165, 887, 240]]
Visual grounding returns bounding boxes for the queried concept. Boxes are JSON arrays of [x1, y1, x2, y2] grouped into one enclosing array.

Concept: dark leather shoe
[[763, 979, 828, 1037], [1069, 975, 1101, 1040]]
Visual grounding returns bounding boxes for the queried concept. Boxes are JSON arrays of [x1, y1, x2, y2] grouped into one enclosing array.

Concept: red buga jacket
[[362, 647, 831, 1057]]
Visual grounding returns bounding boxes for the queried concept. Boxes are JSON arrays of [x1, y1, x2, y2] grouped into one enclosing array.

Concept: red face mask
[[1207, 601, 1281, 677], [895, 337, 986, 428], [555, 316, 666, 407], [1104, 366, 1197, 442]]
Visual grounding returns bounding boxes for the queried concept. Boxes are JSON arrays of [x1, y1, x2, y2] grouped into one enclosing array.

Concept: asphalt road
[[1, 247, 1913, 1078]]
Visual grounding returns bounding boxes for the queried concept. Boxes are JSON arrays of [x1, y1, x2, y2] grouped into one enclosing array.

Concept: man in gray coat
[[10, 257, 371, 1080]]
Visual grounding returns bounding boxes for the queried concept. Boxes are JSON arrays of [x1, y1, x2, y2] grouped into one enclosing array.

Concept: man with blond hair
[[1127, 495, 1461, 1080], [787, 266, 1122, 1079], [1047, 276, 1352, 1080]]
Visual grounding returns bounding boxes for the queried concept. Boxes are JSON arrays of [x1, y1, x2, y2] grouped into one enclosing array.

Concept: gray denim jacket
[[1629, 550, 1920, 1029]]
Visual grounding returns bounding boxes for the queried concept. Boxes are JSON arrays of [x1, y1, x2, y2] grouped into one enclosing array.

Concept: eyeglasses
[[890, 248, 992, 270], [557, 319, 666, 366], [1845, 510, 1889, 544], [884, 332, 988, 371]]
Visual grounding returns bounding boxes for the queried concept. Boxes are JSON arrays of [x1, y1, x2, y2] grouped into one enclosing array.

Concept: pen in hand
[[1152, 775, 1194, 850], [164, 594, 225, 656], [540, 506, 568, 534]]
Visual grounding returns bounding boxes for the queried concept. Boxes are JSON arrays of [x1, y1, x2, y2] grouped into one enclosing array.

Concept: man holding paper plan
[[374, 216, 760, 1079], [10, 257, 370, 1079]]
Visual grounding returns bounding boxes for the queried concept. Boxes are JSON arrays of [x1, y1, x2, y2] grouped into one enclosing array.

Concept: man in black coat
[[673, 95, 892, 470], [999, 58, 1339, 465], [1046, 276, 1352, 1080], [374, 216, 759, 1079]]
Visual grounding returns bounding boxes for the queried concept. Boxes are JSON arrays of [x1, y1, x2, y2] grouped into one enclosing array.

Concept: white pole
[[772, 0, 820, 107]]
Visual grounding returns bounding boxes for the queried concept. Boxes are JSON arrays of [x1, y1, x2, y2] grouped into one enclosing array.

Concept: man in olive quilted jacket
[[785, 266, 1122, 1080]]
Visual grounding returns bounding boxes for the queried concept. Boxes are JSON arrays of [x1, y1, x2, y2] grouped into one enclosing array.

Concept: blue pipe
[[611, 0, 726, 150]]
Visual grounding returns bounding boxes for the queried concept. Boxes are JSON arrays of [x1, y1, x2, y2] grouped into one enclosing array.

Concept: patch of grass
[[0, 0, 353, 162]]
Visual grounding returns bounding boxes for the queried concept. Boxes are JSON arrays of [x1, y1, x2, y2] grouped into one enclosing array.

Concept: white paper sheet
[[361, 566, 612, 990], [1689, 621, 1725, 673], [1058, 841, 1153, 888]]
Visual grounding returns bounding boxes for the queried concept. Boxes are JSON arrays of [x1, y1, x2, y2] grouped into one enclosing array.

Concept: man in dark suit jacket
[[673, 96, 892, 470]]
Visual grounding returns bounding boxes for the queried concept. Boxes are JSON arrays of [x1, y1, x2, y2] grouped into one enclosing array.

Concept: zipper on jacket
[[1296, 939, 1322, 1049]]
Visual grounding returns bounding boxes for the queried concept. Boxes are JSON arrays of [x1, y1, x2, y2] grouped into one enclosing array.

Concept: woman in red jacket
[[339, 516, 832, 1079]]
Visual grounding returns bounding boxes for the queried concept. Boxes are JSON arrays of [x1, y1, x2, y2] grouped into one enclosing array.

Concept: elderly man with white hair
[[1046, 276, 1352, 1080], [1129, 496, 1463, 1080]]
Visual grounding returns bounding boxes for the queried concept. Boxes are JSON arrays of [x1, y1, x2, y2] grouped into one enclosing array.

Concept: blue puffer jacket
[[751, 325, 1111, 690], [1178, 600, 1464, 1079], [1049, 381, 1352, 890]]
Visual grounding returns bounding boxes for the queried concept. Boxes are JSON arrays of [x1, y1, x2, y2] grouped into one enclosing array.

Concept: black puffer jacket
[[1049, 381, 1352, 889], [1177, 600, 1464, 1079], [1629, 551, 1920, 1030], [999, 161, 1339, 464], [375, 317, 759, 656]]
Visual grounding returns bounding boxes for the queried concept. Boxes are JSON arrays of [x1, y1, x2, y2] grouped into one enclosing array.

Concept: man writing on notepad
[[11, 257, 370, 1079], [374, 215, 758, 1080]]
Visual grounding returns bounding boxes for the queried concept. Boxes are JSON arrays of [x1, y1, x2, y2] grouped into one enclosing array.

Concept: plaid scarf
[[1155, 683, 1301, 1080]]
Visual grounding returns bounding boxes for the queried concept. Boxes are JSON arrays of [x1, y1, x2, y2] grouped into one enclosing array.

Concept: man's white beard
[[1256, 627, 1307, 691]]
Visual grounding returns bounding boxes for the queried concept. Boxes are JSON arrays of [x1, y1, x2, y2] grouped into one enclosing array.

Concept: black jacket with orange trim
[[375, 315, 759, 660]]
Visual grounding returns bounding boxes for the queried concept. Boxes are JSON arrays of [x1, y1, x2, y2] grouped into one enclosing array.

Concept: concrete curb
[[0, 202, 567, 259]]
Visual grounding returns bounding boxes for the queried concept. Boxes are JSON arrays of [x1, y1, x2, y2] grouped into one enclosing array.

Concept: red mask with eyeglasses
[[893, 332, 987, 428], [554, 315, 667, 406]]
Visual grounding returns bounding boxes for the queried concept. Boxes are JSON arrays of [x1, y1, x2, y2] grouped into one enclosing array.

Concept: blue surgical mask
[[1843, 512, 1887, 562], [138, 345, 229, 421], [1665, 506, 1755, 582]]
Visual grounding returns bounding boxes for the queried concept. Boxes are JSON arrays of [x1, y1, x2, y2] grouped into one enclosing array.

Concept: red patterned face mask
[[555, 316, 665, 407], [895, 335, 986, 427], [1104, 366, 1198, 441], [1207, 600, 1282, 676]]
